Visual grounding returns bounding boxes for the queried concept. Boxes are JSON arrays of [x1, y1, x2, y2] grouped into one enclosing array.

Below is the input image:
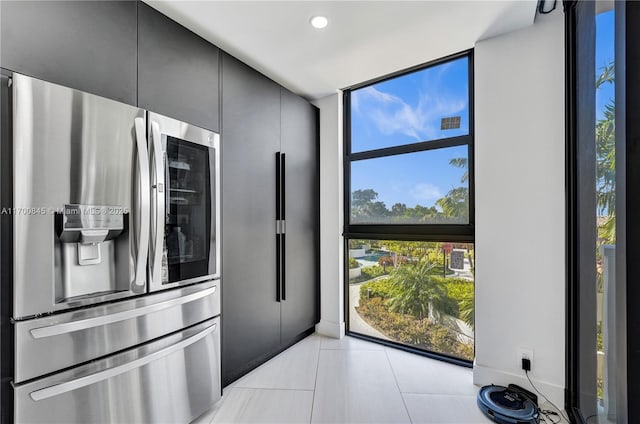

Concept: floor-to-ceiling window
[[592, 7, 617, 421], [566, 1, 639, 422], [343, 51, 474, 364]]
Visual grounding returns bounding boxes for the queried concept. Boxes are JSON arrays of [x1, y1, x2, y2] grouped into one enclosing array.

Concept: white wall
[[473, 9, 565, 405], [312, 93, 345, 338], [312, 6, 565, 407]]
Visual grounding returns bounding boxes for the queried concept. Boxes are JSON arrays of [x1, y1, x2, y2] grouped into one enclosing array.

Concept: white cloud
[[352, 84, 466, 141], [409, 183, 442, 203]]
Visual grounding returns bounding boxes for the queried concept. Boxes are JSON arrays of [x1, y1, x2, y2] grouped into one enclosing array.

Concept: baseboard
[[315, 319, 345, 339], [474, 364, 565, 409]]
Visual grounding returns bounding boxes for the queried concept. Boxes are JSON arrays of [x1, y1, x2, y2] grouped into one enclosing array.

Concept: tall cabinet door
[[138, 2, 220, 132], [280, 88, 319, 342], [221, 54, 281, 385]]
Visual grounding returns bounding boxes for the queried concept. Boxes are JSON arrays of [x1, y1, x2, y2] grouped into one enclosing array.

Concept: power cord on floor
[[539, 409, 561, 424], [525, 370, 570, 424]]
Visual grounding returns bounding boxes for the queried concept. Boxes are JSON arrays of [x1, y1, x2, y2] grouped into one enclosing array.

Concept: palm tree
[[459, 290, 475, 329], [596, 62, 616, 245], [435, 187, 468, 220], [388, 260, 448, 322], [449, 157, 469, 183], [435, 157, 470, 224], [440, 158, 474, 271]]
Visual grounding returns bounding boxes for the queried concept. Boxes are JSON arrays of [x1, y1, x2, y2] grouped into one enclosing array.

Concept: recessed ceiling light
[[310, 16, 328, 29]]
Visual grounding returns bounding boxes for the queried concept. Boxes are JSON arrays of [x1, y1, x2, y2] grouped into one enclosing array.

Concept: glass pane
[[164, 136, 211, 283], [348, 239, 474, 361], [594, 7, 616, 421], [350, 146, 469, 224], [351, 57, 469, 153]]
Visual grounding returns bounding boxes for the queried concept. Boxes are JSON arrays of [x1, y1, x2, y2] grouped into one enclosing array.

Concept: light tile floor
[[193, 334, 555, 424]]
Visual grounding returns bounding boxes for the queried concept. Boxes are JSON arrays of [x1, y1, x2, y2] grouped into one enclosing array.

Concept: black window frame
[[343, 49, 475, 241], [343, 49, 475, 365]]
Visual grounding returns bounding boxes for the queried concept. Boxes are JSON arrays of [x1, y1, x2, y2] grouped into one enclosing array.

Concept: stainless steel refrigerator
[[1, 72, 221, 423]]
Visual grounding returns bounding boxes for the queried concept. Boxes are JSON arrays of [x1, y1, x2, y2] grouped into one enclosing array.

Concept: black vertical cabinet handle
[[281, 153, 286, 221], [275, 152, 281, 302], [276, 234, 281, 302], [275, 152, 281, 222], [281, 234, 286, 301], [281, 153, 286, 301]]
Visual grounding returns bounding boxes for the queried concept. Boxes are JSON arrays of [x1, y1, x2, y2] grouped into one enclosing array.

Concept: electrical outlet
[[518, 348, 534, 370]]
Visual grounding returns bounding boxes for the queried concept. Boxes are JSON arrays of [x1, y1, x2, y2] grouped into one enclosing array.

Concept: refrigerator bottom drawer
[[15, 280, 220, 383], [14, 318, 220, 424]]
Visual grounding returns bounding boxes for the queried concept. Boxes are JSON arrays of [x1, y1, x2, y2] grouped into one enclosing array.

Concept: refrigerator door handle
[[29, 321, 218, 401], [150, 121, 165, 285], [29, 285, 217, 339], [133, 117, 151, 293]]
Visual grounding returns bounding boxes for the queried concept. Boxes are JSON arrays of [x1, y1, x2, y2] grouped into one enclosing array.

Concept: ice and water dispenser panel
[[54, 205, 130, 302]]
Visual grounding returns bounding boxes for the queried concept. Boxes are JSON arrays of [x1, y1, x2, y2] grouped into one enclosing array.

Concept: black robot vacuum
[[477, 384, 540, 424]]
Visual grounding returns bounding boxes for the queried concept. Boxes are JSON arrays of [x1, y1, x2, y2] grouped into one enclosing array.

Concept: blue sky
[[350, 57, 469, 209], [351, 146, 467, 209], [596, 10, 614, 121], [350, 13, 613, 211]]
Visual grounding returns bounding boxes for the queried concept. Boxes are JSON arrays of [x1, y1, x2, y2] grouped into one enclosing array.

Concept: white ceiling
[[145, 1, 537, 100]]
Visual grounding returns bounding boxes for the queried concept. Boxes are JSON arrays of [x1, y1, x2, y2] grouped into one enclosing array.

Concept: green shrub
[[362, 265, 387, 279], [438, 278, 474, 301], [349, 265, 390, 283], [360, 277, 396, 301], [439, 295, 460, 317], [356, 297, 473, 360], [348, 257, 360, 269], [359, 264, 462, 318], [431, 276, 474, 324], [427, 266, 455, 276]]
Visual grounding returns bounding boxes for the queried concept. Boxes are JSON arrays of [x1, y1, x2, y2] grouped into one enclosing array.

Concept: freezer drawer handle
[[30, 285, 217, 339], [29, 322, 217, 401]]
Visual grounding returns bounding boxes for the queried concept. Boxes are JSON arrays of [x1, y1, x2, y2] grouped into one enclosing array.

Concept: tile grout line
[[209, 338, 322, 424], [229, 337, 317, 389], [308, 339, 323, 424], [384, 348, 413, 424], [399, 392, 479, 397], [231, 387, 315, 393]]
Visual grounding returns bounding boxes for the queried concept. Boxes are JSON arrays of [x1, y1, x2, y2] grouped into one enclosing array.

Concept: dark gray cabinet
[[221, 53, 318, 386], [137, 3, 220, 132], [221, 54, 282, 385], [280, 88, 319, 342], [0, 1, 137, 105]]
